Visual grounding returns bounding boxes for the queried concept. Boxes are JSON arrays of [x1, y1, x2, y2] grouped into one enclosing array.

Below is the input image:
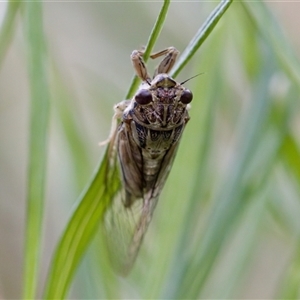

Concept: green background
[[1, 1, 300, 299]]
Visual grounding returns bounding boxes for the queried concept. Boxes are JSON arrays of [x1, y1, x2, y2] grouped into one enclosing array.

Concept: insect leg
[[99, 100, 131, 147], [150, 47, 179, 76], [131, 50, 151, 82], [114, 99, 131, 116]]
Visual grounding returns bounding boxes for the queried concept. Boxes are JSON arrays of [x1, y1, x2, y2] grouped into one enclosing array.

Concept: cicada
[[103, 47, 193, 274]]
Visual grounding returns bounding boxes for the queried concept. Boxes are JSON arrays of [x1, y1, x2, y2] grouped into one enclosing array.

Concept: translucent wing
[[102, 118, 183, 274]]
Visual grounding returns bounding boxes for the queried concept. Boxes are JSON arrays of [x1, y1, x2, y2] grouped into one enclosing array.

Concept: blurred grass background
[[1, 1, 300, 299]]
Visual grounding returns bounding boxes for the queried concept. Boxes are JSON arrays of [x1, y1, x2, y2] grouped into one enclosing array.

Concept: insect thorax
[[123, 74, 189, 157]]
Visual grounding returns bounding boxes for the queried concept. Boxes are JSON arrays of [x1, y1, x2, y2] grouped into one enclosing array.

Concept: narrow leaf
[[22, 2, 50, 299]]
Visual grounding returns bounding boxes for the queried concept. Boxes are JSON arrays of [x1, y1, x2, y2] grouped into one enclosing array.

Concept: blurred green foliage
[[1, 1, 300, 299]]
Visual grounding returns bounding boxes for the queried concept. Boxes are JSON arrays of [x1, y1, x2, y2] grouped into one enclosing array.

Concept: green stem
[[171, 0, 233, 78]]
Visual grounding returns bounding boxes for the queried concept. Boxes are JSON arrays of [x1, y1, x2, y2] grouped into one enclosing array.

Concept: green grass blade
[[240, 3, 300, 297], [170, 0, 233, 78], [280, 135, 300, 184], [168, 60, 274, 298], [0, 1, 20, 68], [241, 1, 300, 88], [277, 240, 300, 299], [276, 134, 300, 298], [22, 2, 50, 299], [125, 0, 170, 99], [43, 149, 120, 299]]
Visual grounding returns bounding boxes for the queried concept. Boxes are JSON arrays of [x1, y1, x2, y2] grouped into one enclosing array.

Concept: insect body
[[104, 47, 193, 273]]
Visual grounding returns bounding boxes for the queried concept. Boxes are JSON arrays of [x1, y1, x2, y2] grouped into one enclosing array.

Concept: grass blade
[[22, 2, 50, 299], [277, 240, 300, 299], [165, 57, 274, 298], [43, 149, 120, 299], [0, 1, 20, 68], [170, 0, 233, 78], [241, 1, 300, 88]]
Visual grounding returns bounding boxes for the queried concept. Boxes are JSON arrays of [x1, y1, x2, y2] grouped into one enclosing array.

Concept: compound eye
[[135, 89, 152, 105], [180, 89, 193, 104]]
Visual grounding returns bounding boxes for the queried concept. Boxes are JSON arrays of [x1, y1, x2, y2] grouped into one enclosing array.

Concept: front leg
[[150, 47, 179, 76], [114, 99, 131, 118], [99, 100, 131, 147], [131, 50, 151, 82], [130, 47, 179, 81]]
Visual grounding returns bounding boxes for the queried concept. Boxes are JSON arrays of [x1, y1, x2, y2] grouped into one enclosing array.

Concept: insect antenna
[[180, 72, 204, 85]]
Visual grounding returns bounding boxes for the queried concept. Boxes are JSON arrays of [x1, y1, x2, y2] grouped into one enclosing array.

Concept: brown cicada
[[102, 47, 193, 273]]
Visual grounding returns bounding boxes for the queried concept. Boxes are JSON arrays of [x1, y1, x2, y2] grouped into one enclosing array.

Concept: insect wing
[[102, 189, 146, 274], [125, 138, 183, 270], [102, 123, 147, 273], [101, 121, 144, 274], [102, 123, 184, 274]]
